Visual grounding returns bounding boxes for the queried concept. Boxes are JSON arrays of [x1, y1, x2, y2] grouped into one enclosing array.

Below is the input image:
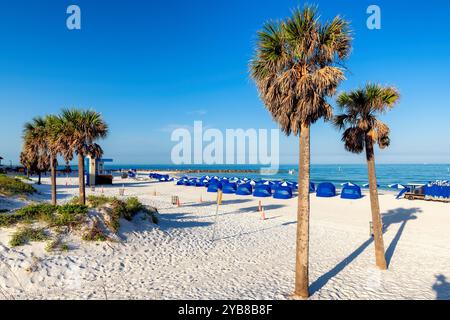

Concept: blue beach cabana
[[222, 182, 237, 194], [236, 183, 253, 196], [253, 185, 272, 198], [273, 185, 293, 199], [316, 182, 336, 198], [207, 181, 222, 193], [341, 184, 362, 199]]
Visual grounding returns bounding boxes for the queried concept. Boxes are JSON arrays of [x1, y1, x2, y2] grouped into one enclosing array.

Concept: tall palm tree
[[45, 115, 74, 205], [250, 6, 351, 298], [22, 117, 50, 185], [334, 83, 400, 269], [61, 109, 108, 205]]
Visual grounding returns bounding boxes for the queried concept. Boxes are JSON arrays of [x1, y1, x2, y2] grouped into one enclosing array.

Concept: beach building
[[85, 156, 114, 186]]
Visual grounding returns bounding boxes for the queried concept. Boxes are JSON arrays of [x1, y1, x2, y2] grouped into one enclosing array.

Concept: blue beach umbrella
[[388, 183, 406, 189], [362, 183, 380, 188]]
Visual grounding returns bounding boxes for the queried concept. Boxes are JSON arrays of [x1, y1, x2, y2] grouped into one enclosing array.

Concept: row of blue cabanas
[[175, 176, 301, 199]]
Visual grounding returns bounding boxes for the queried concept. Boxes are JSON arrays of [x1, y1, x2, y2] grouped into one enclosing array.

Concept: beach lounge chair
[[222, 182, 237, 194], [253, 185, 272, 198], [316, 182, 336, 197], [273, 186, 293, 199], [236, 183, 253, 195], [341, 184, 362, 199]]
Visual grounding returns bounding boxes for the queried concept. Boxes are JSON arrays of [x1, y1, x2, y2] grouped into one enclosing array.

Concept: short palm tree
[[334, 83, 400, 269], [22, 117, 50, 185], [61, 109, 108, 205], [250, 6, 351, 298]]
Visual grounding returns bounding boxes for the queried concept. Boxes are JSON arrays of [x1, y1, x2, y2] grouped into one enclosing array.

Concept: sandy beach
[[0, 174, 449, 300]]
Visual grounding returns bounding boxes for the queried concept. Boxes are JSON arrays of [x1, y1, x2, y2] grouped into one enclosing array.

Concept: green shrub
[[54, 204, 88, 227], [87, 195, 115, 208], [0, 203, 88, 228], [16, 203, 56, 223], [125, 197, 144, 215], [0, 212, 22, 227], [0, 175, 36, 196], [9, 227, 49, 247]]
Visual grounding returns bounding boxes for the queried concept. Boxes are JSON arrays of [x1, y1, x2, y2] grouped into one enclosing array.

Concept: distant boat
[[288, 169, 296, 175]]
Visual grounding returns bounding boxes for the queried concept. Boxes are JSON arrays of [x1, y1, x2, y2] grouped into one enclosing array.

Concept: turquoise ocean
[[90, 164, 450, 190]]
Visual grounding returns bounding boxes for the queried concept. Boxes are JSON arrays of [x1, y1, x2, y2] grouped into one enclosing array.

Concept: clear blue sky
[[0, 0, 449, 165]]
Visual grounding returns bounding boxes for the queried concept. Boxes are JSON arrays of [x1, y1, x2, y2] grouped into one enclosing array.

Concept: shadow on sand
[[432, 274, 450, 300], [157, 213, 213, 230], [309, 207, 421, 295]]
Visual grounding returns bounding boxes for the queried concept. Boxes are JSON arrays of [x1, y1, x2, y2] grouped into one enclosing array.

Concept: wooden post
[[258, 201, 262, 212], [261, 207, 266, 220], [211, 190, 222, 241]]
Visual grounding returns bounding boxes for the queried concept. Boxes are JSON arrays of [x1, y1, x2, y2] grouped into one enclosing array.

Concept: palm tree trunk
[[365, 135, 387, 270], [50, 157, 57, 205], [37, 171, 42, 185], [78, 153, 86, 205], [294, 123, 310, 298]]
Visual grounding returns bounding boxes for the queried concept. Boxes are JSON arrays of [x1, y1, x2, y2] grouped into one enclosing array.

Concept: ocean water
[[91, 164, 450, 190]]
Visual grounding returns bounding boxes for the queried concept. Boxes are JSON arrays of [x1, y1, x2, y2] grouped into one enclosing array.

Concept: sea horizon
[[47, 163, 450, 190]]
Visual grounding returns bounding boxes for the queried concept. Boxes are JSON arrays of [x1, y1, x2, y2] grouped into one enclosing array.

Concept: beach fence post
[[211, 190, 223, 241], [258, 201, 262, 212]]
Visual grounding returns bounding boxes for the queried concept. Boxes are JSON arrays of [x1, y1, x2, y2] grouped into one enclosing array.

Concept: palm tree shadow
[[310, 207, 421, 295], [432, 274, 450, 300], [382, 207, 421, 267], [310, 237, 374, 295]]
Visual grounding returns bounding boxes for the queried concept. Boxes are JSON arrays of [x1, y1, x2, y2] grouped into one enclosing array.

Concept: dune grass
[[0, 174, 36, 196], [0, 203, 88, 228], [9, 226, 49, 247]]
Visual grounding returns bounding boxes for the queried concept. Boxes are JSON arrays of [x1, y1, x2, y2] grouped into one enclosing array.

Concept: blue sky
[[0, 0, 449, 165]]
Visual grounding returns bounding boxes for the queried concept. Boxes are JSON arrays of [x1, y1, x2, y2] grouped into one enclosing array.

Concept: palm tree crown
[[61, 109, 109, 158], [334, 83, 400, 155], [250, 5, 352, 134], [22, 117, 50, 174]]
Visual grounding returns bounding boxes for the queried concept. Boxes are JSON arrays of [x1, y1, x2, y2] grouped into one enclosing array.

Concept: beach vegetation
[[9, 226, 50, 247], [0, 174, 36, 196], [334, 83, 400, 270], [0, 203, 88, 228], [82, 220, 107, 242], [45, 237, 70, 253], [250, 5, 352, 298]]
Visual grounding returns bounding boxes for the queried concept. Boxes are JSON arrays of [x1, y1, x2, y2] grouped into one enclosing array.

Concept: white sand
[[0, 174, 449, 300]]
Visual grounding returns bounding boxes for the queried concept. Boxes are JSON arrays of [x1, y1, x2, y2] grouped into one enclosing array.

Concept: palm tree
[[334, 83, 400, 269], [61, 109, 108, 205], [22, 117, 50, 185], [45, 115, 74, 205], [250, 6, 351, 298]]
